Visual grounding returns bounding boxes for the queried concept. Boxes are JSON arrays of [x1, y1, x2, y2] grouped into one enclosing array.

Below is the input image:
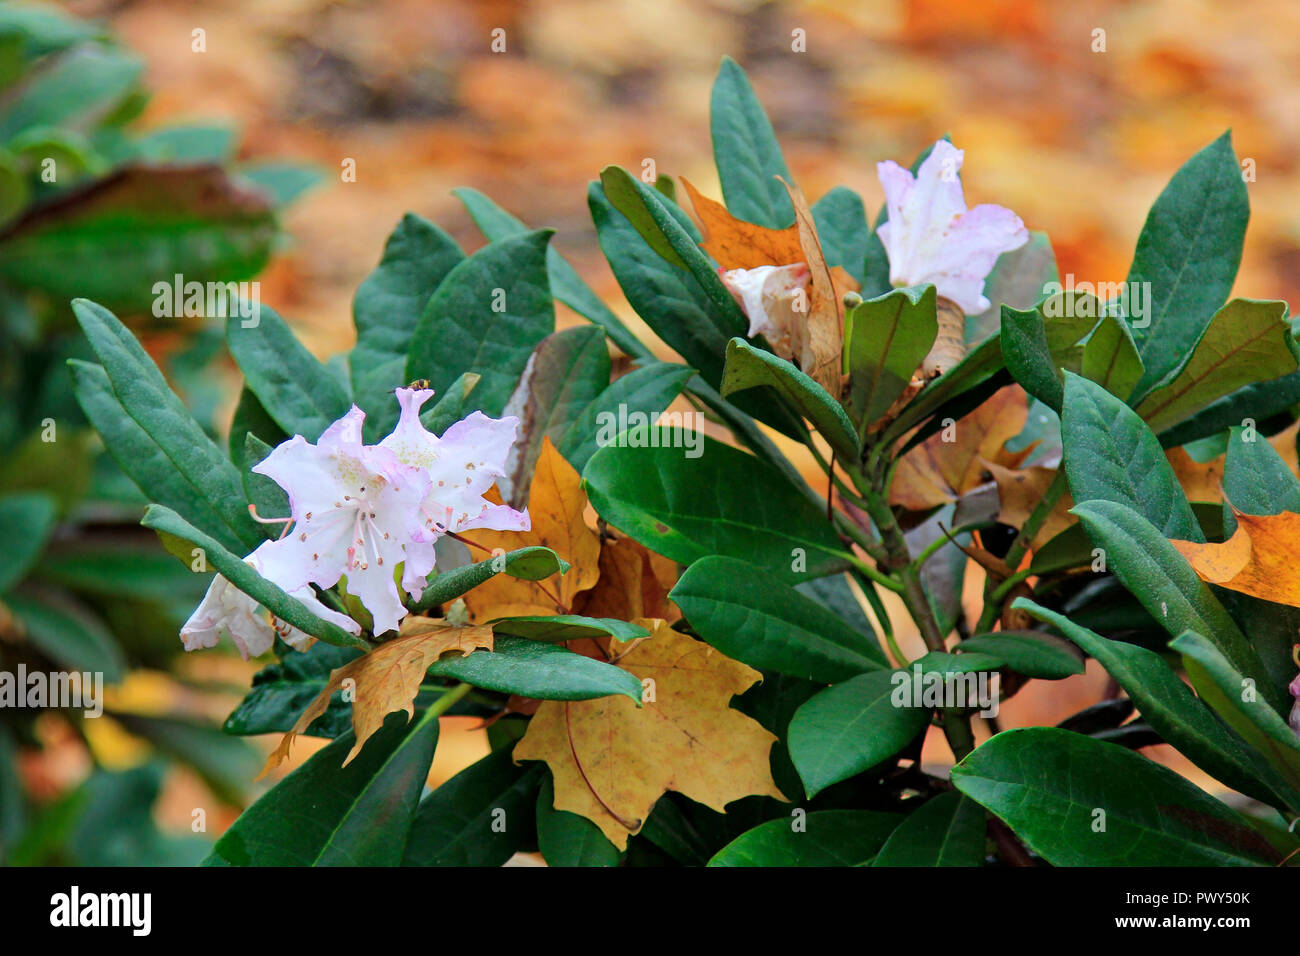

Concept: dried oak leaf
[[261, 617, 493, 775], [681, 177, 804, 270], [514, 618, 785, 848], [462, 437, 601, 619], [1171, 510, 1300, 606], [573, 535, 679, 623], [983, 461, 1075, 550], [682, 176, 848, 397], [891, 384, 1031, 510], [781, 177, 845, 398]]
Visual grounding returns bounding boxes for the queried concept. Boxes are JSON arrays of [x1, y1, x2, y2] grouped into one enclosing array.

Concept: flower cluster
[[720, 139, 1028, 348], [181, 387, 529, 658]]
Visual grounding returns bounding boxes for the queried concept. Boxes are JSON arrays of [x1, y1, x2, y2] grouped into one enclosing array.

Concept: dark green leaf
[[0, 491, 56, 592], [1128, 132, 1249, 396], [206, 710, 438, 865], [489, 615, 649, 644], [3, 168, 277, 310], [350, 214, 464, 440], [226, 302, 351, 441], [672, 555, 885, 683], [536, 773, 620, 867], [141, 503, 368, 651], [1135, 299, 1297, 433], [811, 186, 868, 285], [406, 230, 554, 417], [952, 727, 1279, 866], [709, 56, 795, 229], [953, 630, 1085, 680], [402, 747, 542, 866], [1062, 371, 1201, 541], [1019, 599, 1298, 809], [722, 337, 859, 460], [500, 326, 610, 502], [708, 810, 902, 866], [426, 635, 644, 702], [788, 670, 930, 798], [583, 428, 850, 577], [453, 187, 648, 359], [71, 300, 262, 552], [843, 285, 938, 431], [556, 360, 693, 473], [1071, 499, 1283, 713], [872, 792, 985, 867]]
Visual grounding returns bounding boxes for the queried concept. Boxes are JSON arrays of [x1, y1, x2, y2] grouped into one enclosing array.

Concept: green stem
[[912, 522, 998, 572], [851, 569, 905, 667], [845, 552, 905, 594], [425, 681, 473, 719], [833, 510, 888, 564]]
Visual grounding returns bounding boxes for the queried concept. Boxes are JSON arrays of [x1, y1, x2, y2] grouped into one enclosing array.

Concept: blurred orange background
[[42, 0, 1300, 842]]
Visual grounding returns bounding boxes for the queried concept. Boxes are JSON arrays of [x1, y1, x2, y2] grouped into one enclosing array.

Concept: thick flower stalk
[[877, 139, 1028, 376], [179, 388, 527, 655]]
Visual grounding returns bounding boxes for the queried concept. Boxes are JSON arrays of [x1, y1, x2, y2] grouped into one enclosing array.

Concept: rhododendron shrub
[[71, 57, 1300, 867]]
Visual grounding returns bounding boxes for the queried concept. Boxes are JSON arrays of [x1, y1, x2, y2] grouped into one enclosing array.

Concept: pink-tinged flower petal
[[180, 574, 273, 660], [876, 140, 1028, 314], [1290, 674, 1300, 738], [401, 539, 438, 600], [178, 541, 362, 659], [380, 391, 530, 537], [720, 263, 810, 353]]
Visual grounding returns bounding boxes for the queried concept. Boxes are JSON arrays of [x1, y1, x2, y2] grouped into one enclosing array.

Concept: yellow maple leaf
[[261, 616, 493, 775], [514, 618, 785, 849], [1171, 510, 1300, 607], [462, 437, 601, 620]]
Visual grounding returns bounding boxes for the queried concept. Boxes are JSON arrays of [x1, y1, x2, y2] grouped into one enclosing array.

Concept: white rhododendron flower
[[179, 387, 528, 652], [251, 404, 433, 635], [876, 139, 1028, 314], [180, 542, 361, 659], [379, 386, 530, 597], [721, 262, 810, 356]]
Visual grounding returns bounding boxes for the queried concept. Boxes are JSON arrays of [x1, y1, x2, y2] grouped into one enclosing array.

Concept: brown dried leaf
[[462, 437, 601, 619], [780, 177, 844, 397], [680, 177, 803, 270], [261, 618, 493, 775], [984, 461, 1076, 549], [514, 618, 785, 848], [891, 385, 1029, 510]]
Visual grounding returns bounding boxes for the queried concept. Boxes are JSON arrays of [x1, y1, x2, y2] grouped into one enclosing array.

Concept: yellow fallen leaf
[[462, 437, 601, 619], [1171, 511, 1300, 607], [261, 617, 493, 775], [514, 618, 785, 848]]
